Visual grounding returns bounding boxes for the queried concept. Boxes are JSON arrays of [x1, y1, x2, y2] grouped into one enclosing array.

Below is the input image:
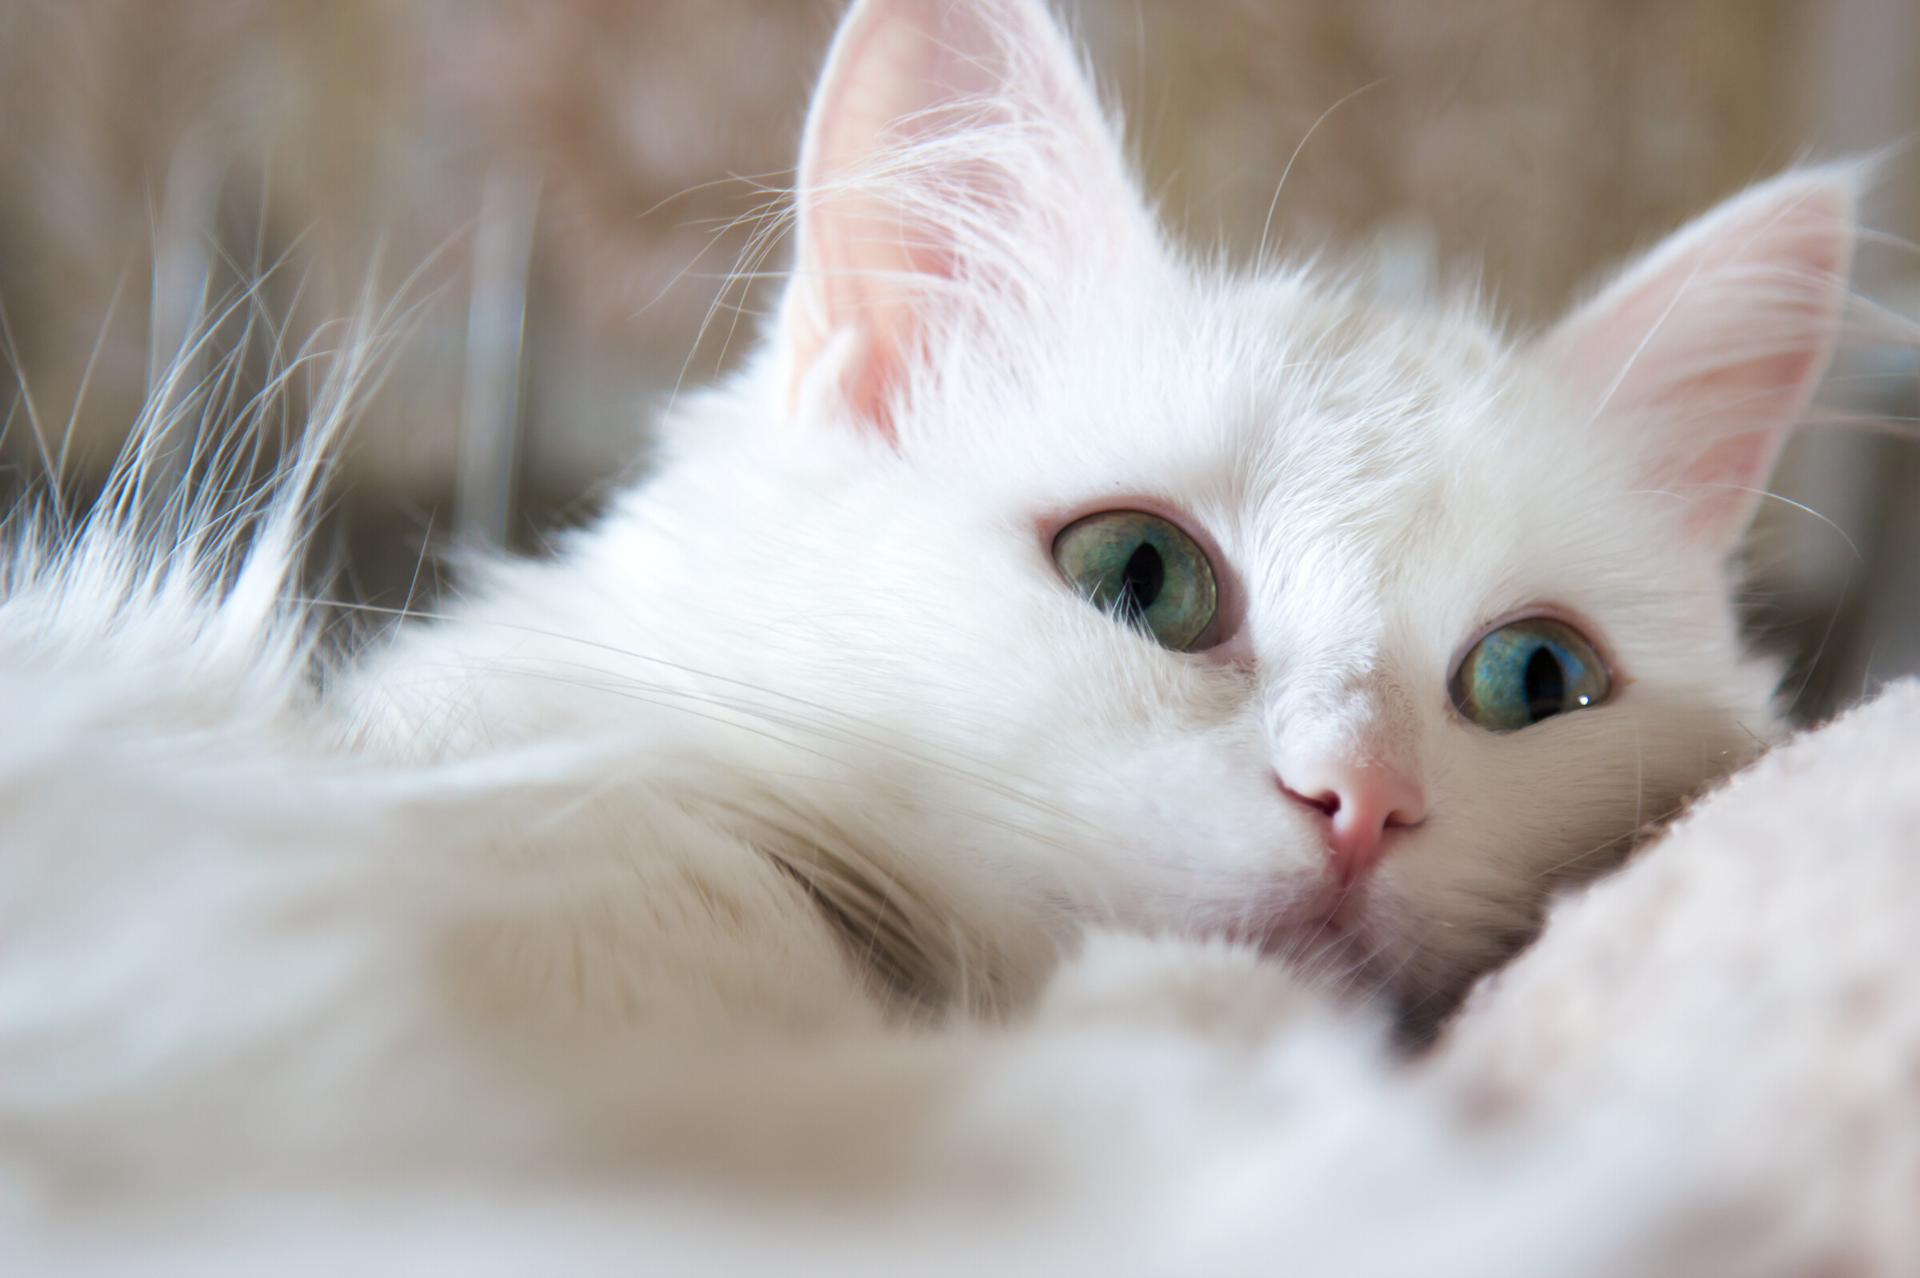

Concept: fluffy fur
[[0, 0, 1896, 1271], [340, 0, 1842, 1029]]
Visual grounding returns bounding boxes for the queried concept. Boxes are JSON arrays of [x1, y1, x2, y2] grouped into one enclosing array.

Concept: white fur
[[341, 0, 1843, 1027], [0, 0, 1880, 1270]]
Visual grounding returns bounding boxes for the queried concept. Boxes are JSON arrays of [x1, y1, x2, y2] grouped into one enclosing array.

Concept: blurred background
[[0, 0, 1914, 720]]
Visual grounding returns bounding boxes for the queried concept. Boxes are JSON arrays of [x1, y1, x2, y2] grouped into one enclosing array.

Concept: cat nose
[[1276, 758, 1426, 886]]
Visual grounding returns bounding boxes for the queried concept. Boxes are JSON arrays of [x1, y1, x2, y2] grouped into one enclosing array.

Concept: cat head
[[643, 0, 1853, 1023]]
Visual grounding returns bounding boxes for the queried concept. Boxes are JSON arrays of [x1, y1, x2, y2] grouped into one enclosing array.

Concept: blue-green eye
[[1052, 510, 1218, 651], [1451, 616, 1611, 731]]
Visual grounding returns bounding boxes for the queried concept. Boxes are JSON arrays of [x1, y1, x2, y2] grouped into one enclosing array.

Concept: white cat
[[343, 0, 1847, 1032], [0, 0, 1869, 1271]]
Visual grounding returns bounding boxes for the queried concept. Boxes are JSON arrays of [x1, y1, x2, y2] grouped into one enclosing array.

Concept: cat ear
[[777, 0, 1148, 439], [1542, 168, 1858, 546]]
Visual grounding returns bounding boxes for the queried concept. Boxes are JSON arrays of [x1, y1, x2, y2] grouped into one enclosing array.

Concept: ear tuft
[[1543, 166, 1860, 546], [778, 0, 1146, 441]]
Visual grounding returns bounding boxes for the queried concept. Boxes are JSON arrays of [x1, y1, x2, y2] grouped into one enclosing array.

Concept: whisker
[[1256, 79, 1388, 270], [315, 596, 1118, 834], [374, 656, 1108, 858]]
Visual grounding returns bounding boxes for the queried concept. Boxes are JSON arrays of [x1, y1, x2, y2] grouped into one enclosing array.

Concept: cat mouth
[[1250, 896, 1387, 997], [1256, 910, 1366, 970]]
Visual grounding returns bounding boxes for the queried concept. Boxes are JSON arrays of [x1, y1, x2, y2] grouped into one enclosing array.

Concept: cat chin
[[1217, 878, 1491, 1024], [1246, 911, 1399, 1009], [1212, 877, 1385, 1002], [1253, 911, 1353, 965]]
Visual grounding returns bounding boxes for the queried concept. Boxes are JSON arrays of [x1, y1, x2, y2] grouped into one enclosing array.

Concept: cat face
[[856, 278, 1767, 1013], [600, 0, 1852, 1021]]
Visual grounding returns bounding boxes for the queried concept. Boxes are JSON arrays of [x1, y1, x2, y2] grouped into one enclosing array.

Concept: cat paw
[[1031, 930, 1338, 1046]]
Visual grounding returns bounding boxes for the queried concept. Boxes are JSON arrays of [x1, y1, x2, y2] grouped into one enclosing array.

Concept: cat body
[[0, 0, 1878, 1270], [340, 0, 1826, 1033], [344, 258, 1767, 1029]]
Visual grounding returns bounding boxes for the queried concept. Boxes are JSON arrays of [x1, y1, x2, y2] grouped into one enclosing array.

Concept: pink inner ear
[[1544, 170, 1857, 547], [1660, 341, 1830, 539], [1674, 429, 1787, 539], [779, 0, 1144, 442], [786, 10, 955, 438]]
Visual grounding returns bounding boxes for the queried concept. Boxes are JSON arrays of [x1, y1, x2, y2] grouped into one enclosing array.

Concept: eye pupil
[[1052, 510, 1219, 652], [1119, 542, 1165, 618], [1523, 645, 1565, 722], [1451, 616, 1610, 732]]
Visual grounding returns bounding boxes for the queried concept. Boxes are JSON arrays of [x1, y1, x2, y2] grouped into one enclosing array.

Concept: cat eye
[[1451, 616, 1611, 732], [1052, 510, 1218, 651]]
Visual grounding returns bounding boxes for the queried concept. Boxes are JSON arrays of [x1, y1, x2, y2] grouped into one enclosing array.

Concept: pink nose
[[1277, 758, 1426, 886]]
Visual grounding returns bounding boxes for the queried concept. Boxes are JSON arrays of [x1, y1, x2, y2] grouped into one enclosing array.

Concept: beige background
[[0, 0, 1914, 717]]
